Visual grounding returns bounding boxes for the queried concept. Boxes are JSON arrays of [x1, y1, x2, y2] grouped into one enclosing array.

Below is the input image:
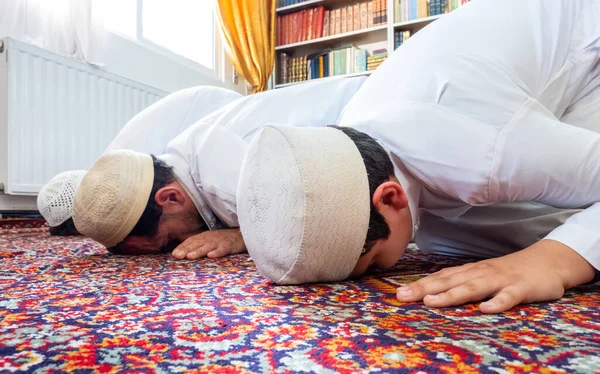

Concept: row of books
[[367, 49, 388, 71], [278, 46, 376, 85], [394, 30, 411, 49], [395, 0, 470, 22], [276, 1, 388, 47], [277, 7, 326, 46]]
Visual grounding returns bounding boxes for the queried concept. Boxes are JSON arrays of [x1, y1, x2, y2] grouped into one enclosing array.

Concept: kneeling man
[[236, 0, 600, 313]]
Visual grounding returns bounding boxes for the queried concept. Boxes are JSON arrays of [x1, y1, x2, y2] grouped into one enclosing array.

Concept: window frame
[[111, 0, 218, 78]]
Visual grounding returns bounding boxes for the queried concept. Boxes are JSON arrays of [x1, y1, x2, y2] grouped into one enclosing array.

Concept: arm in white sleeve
[[171, 122, 248, 228], [491, 98, 600, 270]]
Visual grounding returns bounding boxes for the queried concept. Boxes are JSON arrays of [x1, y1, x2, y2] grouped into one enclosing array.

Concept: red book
[[292, 13, 300, 43], [306, 8, 314, 40], [312, 7, 319, 39], [319, 7, 325, 38], [302, 10, 309, 41], [285, 15, 291, 45], [297, 12, 304, 42], [277, 16, 281, 46], [316, 7, 325, 38], [282, 15, 286, 45]]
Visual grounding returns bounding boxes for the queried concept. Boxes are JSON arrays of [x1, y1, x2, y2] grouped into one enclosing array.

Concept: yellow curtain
[[215, 0, 276, 93]]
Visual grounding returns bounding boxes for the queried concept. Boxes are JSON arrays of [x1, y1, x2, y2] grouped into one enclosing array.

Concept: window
[[104, 0, 214, 70]]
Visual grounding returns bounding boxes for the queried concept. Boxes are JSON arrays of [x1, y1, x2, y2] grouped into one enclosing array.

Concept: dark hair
[[49, 217, 81, 236], [127, 155, 176, 238], [329, 126, 395, 253]]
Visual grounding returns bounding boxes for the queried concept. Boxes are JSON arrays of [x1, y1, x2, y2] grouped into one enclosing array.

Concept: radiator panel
[[4, 38, 166, 195]]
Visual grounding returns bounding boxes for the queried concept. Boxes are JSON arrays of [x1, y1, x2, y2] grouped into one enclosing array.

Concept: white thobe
[[159, 77, 368, 229], [338, 0, 600, 271], [105, 86, 242, 155]]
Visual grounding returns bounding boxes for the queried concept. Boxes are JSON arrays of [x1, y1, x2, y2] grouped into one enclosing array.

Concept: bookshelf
[[273, 0, 470, 89]]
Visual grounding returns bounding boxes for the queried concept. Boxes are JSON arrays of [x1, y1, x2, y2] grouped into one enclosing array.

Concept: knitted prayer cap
[[72, 150, 154, 248], [237, 125, 370, 284]]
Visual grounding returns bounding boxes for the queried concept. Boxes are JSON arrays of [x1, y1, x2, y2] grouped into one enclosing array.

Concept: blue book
[[413, 0, 417, 19]]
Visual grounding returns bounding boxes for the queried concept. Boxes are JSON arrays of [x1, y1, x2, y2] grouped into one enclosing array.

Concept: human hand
[[396, 240, 596, 313], [171, 229, 246, 260]]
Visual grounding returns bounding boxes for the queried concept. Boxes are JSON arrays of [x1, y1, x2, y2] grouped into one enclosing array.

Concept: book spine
[[383, 0, 388, 24], [312, 7, 319, 38], [284, 15, 290, 45], [279, 53, 286, 84], [319, 55, 324, 78], [276, 16, 280, 46], [335, 8, 342, 34], [345, 48, 350, 74], [346, 5, 354, 32], [353, 4, 361, 31], [292, 13, 297, 43], [360, 2, 368, 29], [304, 56, 308, 81], [367, 1, 374, 27], [317, 7, 325, 38], [306, 8, 314, 40], [341, 7, 347, 34], [356, 49, 366, 72], [297, 11, 303, 41], [323, 10, 330, 37]]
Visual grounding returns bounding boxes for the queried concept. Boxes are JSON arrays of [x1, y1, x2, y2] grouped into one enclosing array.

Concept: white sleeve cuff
[[544, 223, 600, 272]]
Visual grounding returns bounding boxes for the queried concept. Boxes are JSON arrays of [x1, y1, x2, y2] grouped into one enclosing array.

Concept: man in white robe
[[235, 0, 600, 313], [37, 85, 242, 235], [71, 77, 368, 257]]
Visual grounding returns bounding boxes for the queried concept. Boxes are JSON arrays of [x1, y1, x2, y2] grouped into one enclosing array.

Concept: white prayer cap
[[37, 170, 87, 227], [237, 125, 371, 285], [72, 150, 154, 248]]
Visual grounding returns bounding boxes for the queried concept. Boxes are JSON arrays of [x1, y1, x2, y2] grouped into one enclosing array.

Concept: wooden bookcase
[[272, 0, 463, 89]]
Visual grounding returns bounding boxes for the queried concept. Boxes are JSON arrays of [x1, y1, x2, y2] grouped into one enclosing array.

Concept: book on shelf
[[374, 0, 388, 25], [277, 46, 370, 85], [353, 4, 361, 32], [367, 49, 388, 71], [346, 5, 353, 32], [323, 10, 330, 37], [276, 1, 389, 47], [395, 0, 470, 23], [394, 30, 411, 49]]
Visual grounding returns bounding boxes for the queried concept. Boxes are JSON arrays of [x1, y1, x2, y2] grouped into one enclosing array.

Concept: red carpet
[[1, 219, 599, 373]]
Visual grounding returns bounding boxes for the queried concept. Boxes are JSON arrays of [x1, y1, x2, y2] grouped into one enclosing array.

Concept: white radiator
[[0, 37, 167, 196]]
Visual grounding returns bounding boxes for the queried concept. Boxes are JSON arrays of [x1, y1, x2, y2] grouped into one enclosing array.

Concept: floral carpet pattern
[[1, 219, 599, 373]]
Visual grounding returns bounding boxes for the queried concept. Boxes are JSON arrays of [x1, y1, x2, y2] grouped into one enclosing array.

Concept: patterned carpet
[[1, 219, 599, 373]]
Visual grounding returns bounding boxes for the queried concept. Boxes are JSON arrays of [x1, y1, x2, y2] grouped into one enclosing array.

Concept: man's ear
[[372, 181, 409, 213], [154, 185, 186, 208]]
